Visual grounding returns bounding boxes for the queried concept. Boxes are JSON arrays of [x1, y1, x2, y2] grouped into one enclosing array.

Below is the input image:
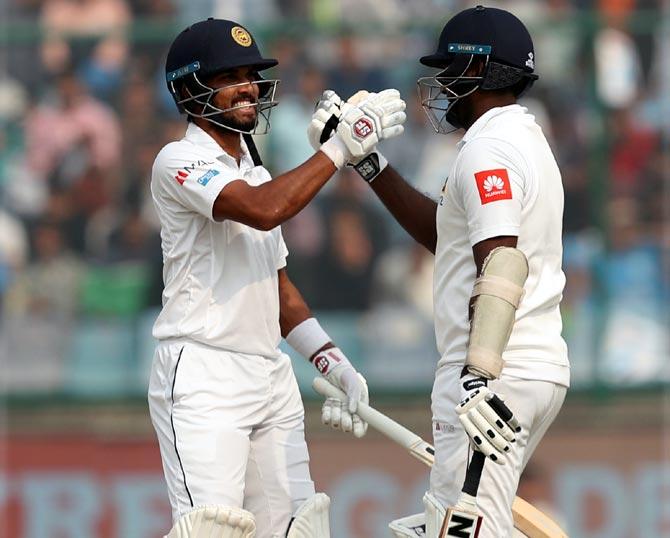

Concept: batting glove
[[456, 370, 521, 464], [336, 88, 406, 157], [311, 347, 369, 438], [307, 89, 405, 169], [307, 90, 343, 151]]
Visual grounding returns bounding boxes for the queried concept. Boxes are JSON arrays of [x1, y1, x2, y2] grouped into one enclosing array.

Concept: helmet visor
[[172, 74, 280, 135], [417, 53, 485, 133]]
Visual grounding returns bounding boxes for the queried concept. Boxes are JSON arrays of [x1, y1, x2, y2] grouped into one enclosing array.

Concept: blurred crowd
[[1, 0, 668, 394]]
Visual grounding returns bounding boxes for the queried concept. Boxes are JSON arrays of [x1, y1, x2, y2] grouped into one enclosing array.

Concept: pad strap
[[472, 275, 524, 307]]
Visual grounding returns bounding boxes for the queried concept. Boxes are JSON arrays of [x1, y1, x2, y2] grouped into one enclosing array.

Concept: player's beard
[[213, 106, 258, 133], [445, 90, 478, 130], [444, 98, 467, 130]]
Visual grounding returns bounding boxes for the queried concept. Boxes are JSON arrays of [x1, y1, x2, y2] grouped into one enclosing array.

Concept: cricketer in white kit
[[147, 18, 406, 538], [308, 6, 569, 538]]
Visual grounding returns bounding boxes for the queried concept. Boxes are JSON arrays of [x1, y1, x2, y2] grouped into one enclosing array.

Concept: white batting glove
[[307, 89, 374, 151], [455, 373, 521, 465], [307, 90, 343, 151], [336, 88, 406, 157], [308, 89, 405, 168], [311, 347, 369, 438]]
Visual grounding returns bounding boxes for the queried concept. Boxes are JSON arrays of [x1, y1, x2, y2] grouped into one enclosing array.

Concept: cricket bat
[[312, 377, 567, 538]]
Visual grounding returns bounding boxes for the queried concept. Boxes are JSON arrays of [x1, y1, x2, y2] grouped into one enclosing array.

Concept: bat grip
[[462, 450, 486, 497]]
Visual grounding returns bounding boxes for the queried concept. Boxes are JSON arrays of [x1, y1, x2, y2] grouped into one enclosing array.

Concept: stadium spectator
[[24, 69, 122, 182], [325, 34, 391, 98], [40, 0, 131, 78], [4, 219, 86, 319], [316, 170, 388, 310]]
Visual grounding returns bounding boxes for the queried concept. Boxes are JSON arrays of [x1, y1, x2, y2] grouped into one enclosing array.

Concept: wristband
[[353, 151, 388, 183], [319, 136, 350, 169], [285, 317, 331, 359]]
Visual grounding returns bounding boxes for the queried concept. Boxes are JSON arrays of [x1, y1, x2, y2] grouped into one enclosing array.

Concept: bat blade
[[512, 497, 568, 538]]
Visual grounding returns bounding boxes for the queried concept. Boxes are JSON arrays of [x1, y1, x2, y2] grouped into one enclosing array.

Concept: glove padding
[[337, 89, 405, 157], [456, 374, 521, 464], [307, 89, 406, 160], [307, 90, 343, 151], [311, 347, 369, 438]]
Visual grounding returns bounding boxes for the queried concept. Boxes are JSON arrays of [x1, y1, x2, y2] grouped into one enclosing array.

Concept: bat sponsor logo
[[441, 510, 482, 537]]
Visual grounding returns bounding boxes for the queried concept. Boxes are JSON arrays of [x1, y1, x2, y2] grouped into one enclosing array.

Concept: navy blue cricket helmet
[[165, 18, 279, 134], [418, 5, 538, 133]]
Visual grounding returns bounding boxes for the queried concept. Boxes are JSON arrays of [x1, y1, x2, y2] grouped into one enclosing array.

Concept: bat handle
[[462, 450, 486, 498]]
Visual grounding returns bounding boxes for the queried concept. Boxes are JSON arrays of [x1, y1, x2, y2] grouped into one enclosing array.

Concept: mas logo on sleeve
[[174, 160, 215, 185], [474, 168, 512, 205]]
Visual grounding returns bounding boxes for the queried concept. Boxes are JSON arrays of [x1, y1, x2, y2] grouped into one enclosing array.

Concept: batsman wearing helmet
[[147, 18, 406, 538], [310, 6, 568, 537]]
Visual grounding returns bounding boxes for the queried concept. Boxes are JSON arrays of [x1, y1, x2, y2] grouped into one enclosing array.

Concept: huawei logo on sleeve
[[483, 174, 505, 192], [474, 168, 512, 204]]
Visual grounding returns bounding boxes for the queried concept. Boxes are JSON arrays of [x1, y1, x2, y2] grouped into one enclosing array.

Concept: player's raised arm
[[278, 269, 369, 439], [209, 91, 405, 229], [212, 152, 335, 229], [368, 166, 438, 253], [164, 39, 405, 231], [308, 89, 438, 253]]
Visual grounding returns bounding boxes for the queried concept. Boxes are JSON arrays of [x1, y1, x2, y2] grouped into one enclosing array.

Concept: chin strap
[[243, 133, 263, 166]]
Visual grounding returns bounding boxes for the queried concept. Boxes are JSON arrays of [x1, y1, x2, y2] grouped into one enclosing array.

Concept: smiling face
[[207, 66, 261, 132]]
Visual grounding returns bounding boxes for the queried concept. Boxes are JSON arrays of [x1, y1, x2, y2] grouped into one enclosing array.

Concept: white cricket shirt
[[151, 123, 288, 359], [434, 105, 570, 387]]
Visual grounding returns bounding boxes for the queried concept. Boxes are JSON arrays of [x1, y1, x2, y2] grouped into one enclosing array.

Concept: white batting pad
[[388, 512, 426, 537], [423, 491, 447, 538], [166, 505, 256, 538], [286, 493, 331, 538]]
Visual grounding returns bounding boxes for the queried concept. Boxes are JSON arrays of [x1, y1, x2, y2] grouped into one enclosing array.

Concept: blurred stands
[[1, 0, 668, 400]]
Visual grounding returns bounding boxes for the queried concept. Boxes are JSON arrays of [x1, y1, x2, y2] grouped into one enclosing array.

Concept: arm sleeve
[[155, 153, 242, 221], [453, 137, 527, 246]]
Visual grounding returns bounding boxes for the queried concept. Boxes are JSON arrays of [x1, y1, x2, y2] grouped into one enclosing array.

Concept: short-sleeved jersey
[[150, 123, 288, 359], [434, 105, 569, 387]]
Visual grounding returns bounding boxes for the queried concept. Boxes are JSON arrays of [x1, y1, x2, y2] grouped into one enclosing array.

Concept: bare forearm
[[214, 151, 336, 229], [278, 269, 314, 337], [369, 166, 438, 253]]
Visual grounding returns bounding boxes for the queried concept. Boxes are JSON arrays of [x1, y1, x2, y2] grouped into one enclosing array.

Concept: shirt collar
[[456, 104, 526, 149], [184, 122, 255, 170]]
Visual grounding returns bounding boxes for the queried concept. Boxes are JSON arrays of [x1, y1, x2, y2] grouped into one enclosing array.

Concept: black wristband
[[353, 153, 382, 183]]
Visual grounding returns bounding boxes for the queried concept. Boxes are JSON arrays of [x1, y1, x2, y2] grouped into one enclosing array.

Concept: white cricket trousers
[[148, 340, 315, 538], [430, 364, 567, 538]]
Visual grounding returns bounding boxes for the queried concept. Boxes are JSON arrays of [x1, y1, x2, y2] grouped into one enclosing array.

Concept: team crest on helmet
[[231, 26, 252, 47]]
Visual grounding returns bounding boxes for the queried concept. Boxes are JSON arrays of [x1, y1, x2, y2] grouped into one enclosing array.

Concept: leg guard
[[388, 513, 425, 537], [166, 506, 256, 538], [466, 247, 529, 379], [423, 492, 447, 538], [286, 493, 330, 538]]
